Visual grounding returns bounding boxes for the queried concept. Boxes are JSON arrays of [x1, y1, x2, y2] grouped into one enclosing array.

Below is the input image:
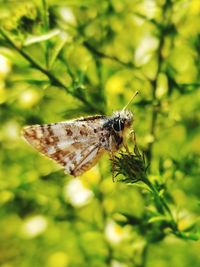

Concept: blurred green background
[[0, 0, 200, 266]]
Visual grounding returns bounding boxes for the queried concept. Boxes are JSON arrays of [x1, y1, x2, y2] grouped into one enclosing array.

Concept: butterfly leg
[[123, 141, 130, 154], [109, 151, 116, 182], [122, 131, 131, 154], [129, 129, 136, 142], [107, 135, 116, 182], [129, 130, 141, 156]]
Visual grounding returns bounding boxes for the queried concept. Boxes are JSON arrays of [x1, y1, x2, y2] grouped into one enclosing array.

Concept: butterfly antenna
[[122, 90, 139, 111]]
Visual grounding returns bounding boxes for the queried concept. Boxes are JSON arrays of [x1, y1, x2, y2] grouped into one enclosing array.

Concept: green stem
[[0, 27, 101, 113], [143, 174, 177, 229], [146, 0, 172, 165], [97, 185, 113, 266], [83, 41, 137, 69], [140, 243, 149, 267], [42, 0, 49, 30], [42, 0, 50, 68]]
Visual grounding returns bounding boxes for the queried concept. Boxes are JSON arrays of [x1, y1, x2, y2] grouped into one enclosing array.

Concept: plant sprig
[[114, 137, 199, 241], [0, 27, 101, 113]]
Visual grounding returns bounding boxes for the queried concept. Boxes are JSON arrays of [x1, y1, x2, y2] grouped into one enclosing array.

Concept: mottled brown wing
[[22, 121, 105, 176], [63, 142, 104, 176]]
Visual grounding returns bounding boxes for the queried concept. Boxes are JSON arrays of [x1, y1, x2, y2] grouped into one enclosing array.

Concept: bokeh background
[[0, 0, 200, 266]]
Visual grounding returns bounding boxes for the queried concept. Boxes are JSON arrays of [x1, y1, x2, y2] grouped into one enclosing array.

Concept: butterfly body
[[23, 110, 133, 176]]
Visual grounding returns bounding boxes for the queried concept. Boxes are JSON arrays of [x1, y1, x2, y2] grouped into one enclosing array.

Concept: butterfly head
[[112, 110, 133, 132]]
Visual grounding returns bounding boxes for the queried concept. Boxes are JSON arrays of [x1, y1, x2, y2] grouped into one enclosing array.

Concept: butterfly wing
[[63, 142, 104, 176], [22, 120, 105, 176]]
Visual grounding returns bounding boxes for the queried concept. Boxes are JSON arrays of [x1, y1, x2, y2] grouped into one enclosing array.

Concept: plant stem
[[42, 0, 49, 31], [42, 0, 50, 69], [97, 185, 113, 266], [83, 41, 137, 69], [146, 0, 172, 165], [0, 27, 101, 113], [140, 243, 149, 267]]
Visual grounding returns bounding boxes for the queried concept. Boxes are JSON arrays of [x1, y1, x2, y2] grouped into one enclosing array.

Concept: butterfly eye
[[113, 119, 125, 132]]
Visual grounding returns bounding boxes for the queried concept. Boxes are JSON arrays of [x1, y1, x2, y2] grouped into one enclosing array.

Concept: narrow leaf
[[23, 29, 60, 46]]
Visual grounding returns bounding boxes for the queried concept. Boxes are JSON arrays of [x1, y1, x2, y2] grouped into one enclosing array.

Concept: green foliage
[[0, 0, 200, 267]]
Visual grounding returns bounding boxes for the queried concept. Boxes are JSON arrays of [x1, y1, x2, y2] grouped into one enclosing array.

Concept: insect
[[22, 91, 138, 177]]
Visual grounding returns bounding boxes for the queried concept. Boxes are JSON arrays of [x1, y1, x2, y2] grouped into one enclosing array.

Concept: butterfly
[[22, 92, 138, 177]]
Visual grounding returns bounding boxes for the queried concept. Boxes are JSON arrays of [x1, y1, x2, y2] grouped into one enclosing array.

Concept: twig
[[114, 146, 198, 240], [0, 27, 101, 113], [83, 40, 137, 69], [146, 0, 172, 165], [42, 0, 49, 31]]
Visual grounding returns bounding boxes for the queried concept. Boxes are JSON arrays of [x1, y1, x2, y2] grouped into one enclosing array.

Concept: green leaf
[[48, 33, 68, 69], [148, 215, 168, 223], [23, 29, 61, 46]]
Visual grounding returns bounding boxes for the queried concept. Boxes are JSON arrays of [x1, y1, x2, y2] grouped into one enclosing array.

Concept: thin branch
[[42, 0, 49, 30], [133, 12, 163, 28], [146, 0, 171, 164], [0, 27, 101, 113], [97, 176, 113, 266], [83, 40, 137, 69], [140, 243, 149, 267], [114, 147, 198, 240], [42, 0, 50, 68]]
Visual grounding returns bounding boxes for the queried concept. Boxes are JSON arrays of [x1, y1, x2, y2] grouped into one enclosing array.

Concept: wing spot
[[40, 126, 45, 134], [66, 129, 73, 136], [80, 130, 88, 136], [68, 152, 76, 160]]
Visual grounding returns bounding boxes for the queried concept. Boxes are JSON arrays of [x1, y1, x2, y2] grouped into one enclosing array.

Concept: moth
[[22, 92, 138, 177]]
